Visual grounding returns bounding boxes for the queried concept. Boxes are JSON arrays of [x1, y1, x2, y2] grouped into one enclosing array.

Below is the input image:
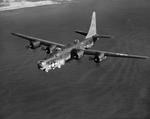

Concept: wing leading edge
[[83, 49, 149, 59], [11, 32, 65, 48]]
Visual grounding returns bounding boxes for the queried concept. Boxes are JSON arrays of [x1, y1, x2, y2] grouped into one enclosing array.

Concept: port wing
[[11, 32, 65, 48]]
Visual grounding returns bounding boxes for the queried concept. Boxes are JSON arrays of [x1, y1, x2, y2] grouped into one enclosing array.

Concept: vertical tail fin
[[86, 11, 97, 39]]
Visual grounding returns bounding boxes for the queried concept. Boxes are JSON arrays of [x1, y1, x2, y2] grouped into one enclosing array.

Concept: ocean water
[[0, 0, 150, 119]]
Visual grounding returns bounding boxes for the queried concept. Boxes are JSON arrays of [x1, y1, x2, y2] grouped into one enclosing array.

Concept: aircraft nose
[[37, 60, 44, 69], [37, 62, 42, 69], [37, 62, 47, 72]]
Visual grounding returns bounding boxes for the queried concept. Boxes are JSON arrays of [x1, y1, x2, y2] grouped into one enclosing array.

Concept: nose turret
[[37, 58, 65, 72], [37, 60, 44, 69], [37, 60, 50, 72]]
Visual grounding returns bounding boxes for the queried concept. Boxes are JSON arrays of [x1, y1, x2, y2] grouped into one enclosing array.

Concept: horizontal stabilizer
[[100, 35, 112, 39], [75, 30, 87, 36]]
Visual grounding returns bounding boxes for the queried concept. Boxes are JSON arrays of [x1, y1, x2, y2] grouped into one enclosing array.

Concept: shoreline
[[0, 0, 72, 12]]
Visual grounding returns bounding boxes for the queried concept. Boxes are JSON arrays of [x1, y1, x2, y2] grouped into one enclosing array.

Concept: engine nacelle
[[41, 45, 57, 54], [50, 45, 57, 52], [32, 41, 41, 49], [26, 41, 41, 49], [93, 53, 107, 63], [55, 47, 62, 52], [71, 49, 84, 59]]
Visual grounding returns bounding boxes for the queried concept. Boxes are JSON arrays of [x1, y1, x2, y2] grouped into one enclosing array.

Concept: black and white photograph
[[0, 0, 150, 118]]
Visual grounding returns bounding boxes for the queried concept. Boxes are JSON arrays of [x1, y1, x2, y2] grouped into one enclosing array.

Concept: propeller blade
[[25, 45, 30, 49]]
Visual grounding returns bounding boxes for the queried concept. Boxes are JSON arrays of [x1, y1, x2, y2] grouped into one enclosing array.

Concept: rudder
[[86, 11, 97, 39]]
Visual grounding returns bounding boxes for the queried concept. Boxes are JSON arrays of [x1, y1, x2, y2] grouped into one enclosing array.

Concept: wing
[[11, 32, 65, 48], [83, 49, 149, 59]]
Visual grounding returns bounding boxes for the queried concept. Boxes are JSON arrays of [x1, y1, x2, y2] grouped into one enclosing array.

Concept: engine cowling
[[26, 41, 41, 49], [71, 49, 84, 59], [41, 45, 57, 54], [32, 41, 41, 49], [50, 45, 57, 52], [93, 53, 106, 63], [55, 47, 62, 52]]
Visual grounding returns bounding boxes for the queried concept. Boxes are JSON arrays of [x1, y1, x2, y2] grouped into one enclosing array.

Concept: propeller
[[76, 57, 83, 64], [88, 56, 94, 61], [88, 56, 100, 67], [25, 45, 31, 49], [41, 46, 50, 54], [41, 46, 51, 59]]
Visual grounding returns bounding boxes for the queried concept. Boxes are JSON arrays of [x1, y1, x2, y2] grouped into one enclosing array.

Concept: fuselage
[[37, 37, 97, 72]]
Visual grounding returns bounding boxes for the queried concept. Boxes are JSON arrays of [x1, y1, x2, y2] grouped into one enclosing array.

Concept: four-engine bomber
[[12, 11, 149, 72]]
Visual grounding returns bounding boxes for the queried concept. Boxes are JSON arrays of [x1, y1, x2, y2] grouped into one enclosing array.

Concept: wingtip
[[11, 32, 21, 36], [144, 56, 150, 59], [11, 32, 16, 36], [139, 55, 150, 59]]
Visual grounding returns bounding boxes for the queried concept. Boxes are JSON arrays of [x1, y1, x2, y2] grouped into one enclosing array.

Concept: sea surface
[[0, 0, 150, 119]]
